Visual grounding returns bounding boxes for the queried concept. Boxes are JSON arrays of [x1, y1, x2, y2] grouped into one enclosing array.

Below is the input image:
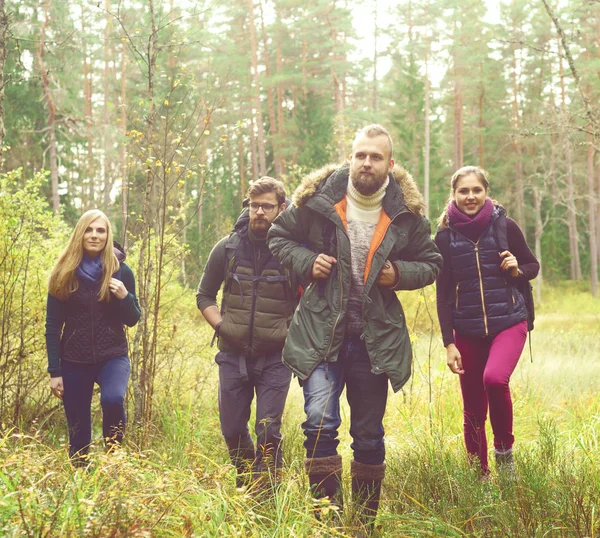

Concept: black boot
[[225, 434, 256, 488], [253, 438, 283, 494], [351, 460, 385, 537], [305, 455, 343, 518]]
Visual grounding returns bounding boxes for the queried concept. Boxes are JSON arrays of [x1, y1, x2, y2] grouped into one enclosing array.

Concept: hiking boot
[[495, 448, 517, 480], [305, 455, 343, 519], [351, 460, 385, 537]]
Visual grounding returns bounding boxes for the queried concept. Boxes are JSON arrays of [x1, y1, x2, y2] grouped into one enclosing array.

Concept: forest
[[0, 0, 599, 536]]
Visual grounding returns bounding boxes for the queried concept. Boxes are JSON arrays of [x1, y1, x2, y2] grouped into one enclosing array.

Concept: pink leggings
[[454, 320, 528, 472]]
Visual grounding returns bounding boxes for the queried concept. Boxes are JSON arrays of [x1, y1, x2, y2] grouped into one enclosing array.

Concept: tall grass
[[1, 284, 598, 536]]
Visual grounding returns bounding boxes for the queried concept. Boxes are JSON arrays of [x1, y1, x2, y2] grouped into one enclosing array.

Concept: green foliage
[[0, 170, 67, 424]]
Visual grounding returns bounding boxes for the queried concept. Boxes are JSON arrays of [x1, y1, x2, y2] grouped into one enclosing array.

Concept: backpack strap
[[495, 213, 509, 251], [494, 214, 533, 362]]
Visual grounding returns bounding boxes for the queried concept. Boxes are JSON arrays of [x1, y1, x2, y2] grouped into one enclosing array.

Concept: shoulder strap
[[223, 232, 241, 285], [495, 213, 509, 251], [494, 214, 534, 359]]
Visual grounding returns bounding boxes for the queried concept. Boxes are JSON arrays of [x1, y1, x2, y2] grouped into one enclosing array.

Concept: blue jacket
[[45, 243, 141, 376], [436, 206, 528, 339]]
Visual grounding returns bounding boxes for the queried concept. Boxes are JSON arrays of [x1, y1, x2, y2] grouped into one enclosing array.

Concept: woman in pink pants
[[434, 166, 539, 475]]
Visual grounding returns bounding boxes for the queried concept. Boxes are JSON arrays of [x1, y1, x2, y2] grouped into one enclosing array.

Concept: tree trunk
[[423, 46, 430, 221], [453, 78, 463, 170], [132, 0, 159, 440], [511, 47, 524, 228], [326, 8, 345, 163], [81, 4, 94, 209], [275, 16, 285, 174], [559, 51, 581, 280], [372, 5, 378, 114], [533, 186, 543, 304], [588, 133, 598, 296], [250, 113, 259, 181], [248, 0, 266, 176], [258, 0, 281, 178], [102, 0, 113, 210], [239, 135, 246, 203], [120, 42, 128, 247], [38, 0, 59, 214], [0, 0, 8, 166]]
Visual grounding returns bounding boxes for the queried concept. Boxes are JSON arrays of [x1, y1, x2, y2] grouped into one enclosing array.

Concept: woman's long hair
[[437, 165, 491, 229], [48, 209, 119, 302]]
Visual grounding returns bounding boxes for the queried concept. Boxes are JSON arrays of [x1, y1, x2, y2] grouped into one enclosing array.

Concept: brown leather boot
[[351, 460, 385, 536], [305, 454, 343, 518]]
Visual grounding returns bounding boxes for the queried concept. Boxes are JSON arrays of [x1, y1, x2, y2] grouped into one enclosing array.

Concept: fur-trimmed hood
[[292, 163, 425, 217]]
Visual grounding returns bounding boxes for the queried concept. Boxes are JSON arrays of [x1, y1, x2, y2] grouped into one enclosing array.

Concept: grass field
[[1, 285, 599, 537]]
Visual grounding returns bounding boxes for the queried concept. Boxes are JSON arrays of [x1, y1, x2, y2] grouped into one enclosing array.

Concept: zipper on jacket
[[455, 283, 460, 309], [324, 228, 344, 360], [248, 242, 260, 354], [90, 291, 96, 363], [474, 243, 489, 335]]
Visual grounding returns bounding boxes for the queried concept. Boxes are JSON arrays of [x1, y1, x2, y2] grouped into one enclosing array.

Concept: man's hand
[[50, 376, 64, 400], [312, 254, 337, 279], [376, 260, 398, 287], [446, 344, 464, 374]]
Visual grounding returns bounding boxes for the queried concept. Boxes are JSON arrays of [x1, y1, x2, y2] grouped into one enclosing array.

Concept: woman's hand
[[446, 344, 464, 374], [50, 376, 64, 400], [499, 251, 519, 277], [109, 278, 128, 299]]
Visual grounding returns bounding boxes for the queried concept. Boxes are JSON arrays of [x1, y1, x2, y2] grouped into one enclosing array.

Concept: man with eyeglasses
[[196, 176, 297, 492]]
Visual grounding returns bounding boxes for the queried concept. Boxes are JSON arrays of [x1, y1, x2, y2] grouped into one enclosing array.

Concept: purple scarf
[[447, 198, 494, 241], [76, 254, 103, 288]]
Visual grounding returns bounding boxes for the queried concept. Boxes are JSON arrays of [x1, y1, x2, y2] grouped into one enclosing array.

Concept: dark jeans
[[302, 336, 389, 465], [216, 351, 292, 470], [62, 356, 130, 458]]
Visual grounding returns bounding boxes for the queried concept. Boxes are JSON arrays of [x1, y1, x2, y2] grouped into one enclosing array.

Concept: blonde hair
[[48, 209, 119, 302], [353, 124, 394, 159], [438, 166, 490, 228]]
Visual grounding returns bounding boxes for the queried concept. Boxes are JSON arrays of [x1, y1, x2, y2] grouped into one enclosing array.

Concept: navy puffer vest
[[447, 207, 527, 338], [60, 266, 129, 364]]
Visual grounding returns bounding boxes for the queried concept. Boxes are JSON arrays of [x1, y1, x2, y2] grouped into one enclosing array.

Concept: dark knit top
[[45, 262, 141, 377]]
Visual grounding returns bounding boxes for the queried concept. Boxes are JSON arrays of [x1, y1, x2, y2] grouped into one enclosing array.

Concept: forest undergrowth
[[0, 287, 599, 537]]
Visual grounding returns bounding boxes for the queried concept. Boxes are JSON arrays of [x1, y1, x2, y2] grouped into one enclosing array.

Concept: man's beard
[[350, 167, 389, 196], [250, 218, 270, 236]]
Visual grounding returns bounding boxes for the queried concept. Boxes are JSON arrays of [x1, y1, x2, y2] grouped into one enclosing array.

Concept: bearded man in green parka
[[267, 124, 442, 532]]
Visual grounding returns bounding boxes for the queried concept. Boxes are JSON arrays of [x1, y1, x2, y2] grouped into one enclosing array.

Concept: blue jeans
[[302, 336, 389, 465], [62, 356, 130, 458]]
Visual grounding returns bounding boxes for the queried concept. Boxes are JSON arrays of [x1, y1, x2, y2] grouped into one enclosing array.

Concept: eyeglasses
[[249, 202, 278, 213]]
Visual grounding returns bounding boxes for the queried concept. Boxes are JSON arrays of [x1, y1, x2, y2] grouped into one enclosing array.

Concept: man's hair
[[247, 176, 286, 205], [353, 124, 393, 159]]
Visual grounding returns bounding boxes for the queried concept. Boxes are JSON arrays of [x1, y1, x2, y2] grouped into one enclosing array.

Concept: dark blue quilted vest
[[447, 207, 528, 338], [60, 266, 129, 364]]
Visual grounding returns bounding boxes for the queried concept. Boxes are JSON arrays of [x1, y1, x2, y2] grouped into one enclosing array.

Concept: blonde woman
[[45, 209, 140, 465]]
